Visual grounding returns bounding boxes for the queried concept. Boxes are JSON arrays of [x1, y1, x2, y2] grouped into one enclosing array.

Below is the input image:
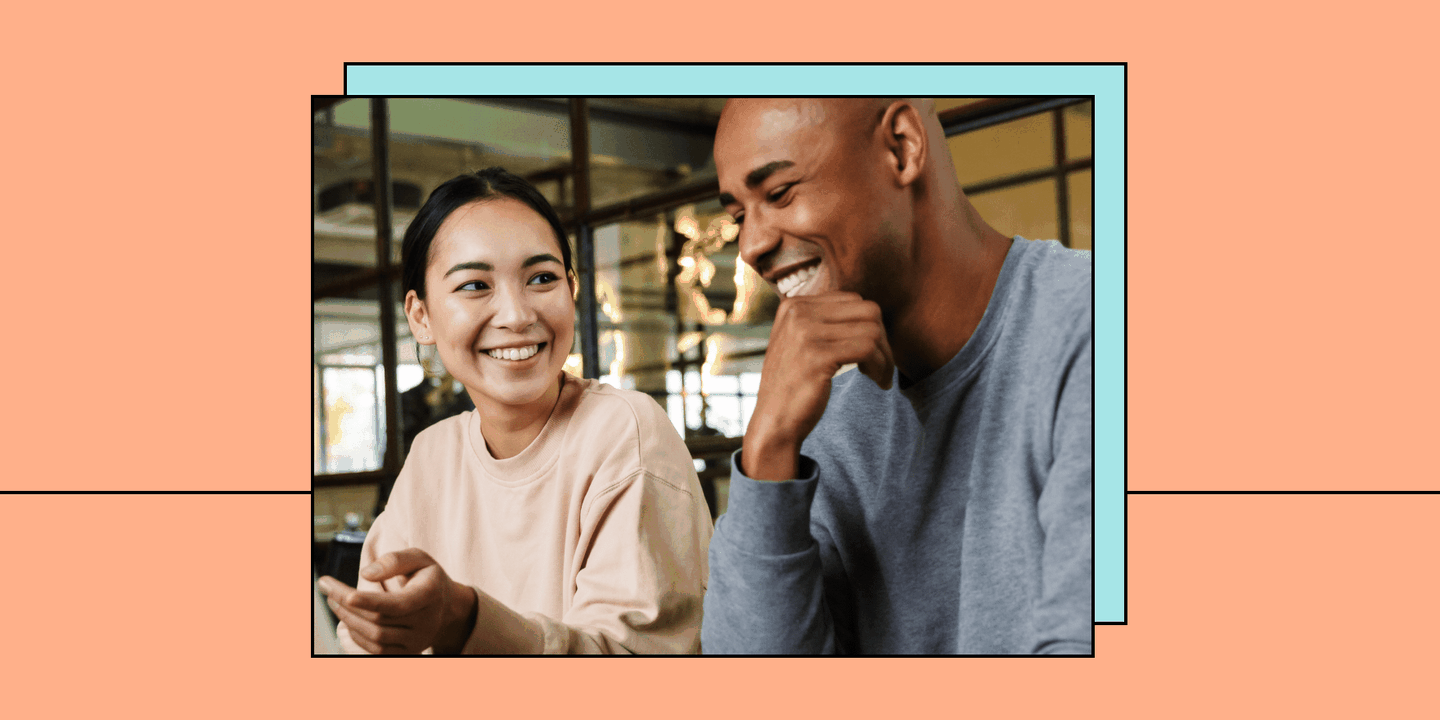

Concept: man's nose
[[736, 213, 781, 275]]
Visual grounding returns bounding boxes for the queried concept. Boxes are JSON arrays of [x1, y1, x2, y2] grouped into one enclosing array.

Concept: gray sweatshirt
[[703, 238, 1093, 655]]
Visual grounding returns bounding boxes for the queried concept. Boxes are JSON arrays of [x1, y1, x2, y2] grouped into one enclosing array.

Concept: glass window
[[314, 298, 419, 474], [949, 111, 1054, 188], [585, 99, 722, 209], [1067, 169, 1093, 251], [934, 98, 985, 114], [314, 99, 412, 271], [588, 197, 771, 440], [1065, 101, 1093, 161], [970, 179, 1060, 243], [319, 366, 380, 473]]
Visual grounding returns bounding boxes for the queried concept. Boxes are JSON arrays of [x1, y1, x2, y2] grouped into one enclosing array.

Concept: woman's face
[[405, 197, 575, 412]]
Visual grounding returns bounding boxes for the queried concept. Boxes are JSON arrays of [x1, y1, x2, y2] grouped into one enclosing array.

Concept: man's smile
[[775, 262, 821, 297]]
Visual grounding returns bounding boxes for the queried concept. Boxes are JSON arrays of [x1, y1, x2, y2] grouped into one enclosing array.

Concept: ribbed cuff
[[721, 449, 820, 556]]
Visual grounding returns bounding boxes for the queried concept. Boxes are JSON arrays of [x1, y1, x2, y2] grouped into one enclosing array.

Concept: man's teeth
[[777, 265, 819, 297], [486, 345, 540, 361]]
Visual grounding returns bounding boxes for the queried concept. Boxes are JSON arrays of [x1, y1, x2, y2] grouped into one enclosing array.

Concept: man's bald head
[[716, 98, 938, 161]]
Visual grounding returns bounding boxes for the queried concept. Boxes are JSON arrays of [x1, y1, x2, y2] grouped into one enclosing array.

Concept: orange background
[[3, 1, 1437, 716]]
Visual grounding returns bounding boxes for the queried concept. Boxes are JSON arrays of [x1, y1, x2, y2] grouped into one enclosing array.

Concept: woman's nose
[[490, 283, 538, 329]]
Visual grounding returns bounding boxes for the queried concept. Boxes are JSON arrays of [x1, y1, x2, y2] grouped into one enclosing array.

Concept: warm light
[[672, 212, 748, 328], [700, 336, 721, 396], [596, 280, 623, 322], [720, 220, 739, 242], [676, 331, 704, 355], [608, 330, 627, 380], [654, 220, 669, 280], [729, 257, 758, 324], [564, 354, 584, 375], [675, 215, 699, 240]]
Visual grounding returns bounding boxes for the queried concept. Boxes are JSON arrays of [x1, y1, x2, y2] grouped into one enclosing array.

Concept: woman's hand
[[318, 548, 478, 655]]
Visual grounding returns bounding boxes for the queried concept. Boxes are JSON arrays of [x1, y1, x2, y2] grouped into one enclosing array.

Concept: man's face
[[715, 99, 911, 308]]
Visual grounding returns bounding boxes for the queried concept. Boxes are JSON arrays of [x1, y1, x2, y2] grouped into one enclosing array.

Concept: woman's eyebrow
[[523, 253, 563, 268], [443, 261, 492, 278], [443, 255, 559, 278]]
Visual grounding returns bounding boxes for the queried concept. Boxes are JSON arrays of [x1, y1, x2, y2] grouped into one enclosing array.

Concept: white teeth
[[777, 265, 819, 298], [486, 344, 539, 361]]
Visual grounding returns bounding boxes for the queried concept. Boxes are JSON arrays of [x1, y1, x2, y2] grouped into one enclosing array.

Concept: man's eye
[[767, 184, 793, 203]]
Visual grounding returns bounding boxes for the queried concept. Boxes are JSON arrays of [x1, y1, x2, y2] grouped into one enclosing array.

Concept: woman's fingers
[[360, 547, 438, 583]]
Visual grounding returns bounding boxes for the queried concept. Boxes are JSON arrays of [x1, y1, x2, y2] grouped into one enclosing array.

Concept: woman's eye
[[458, 281, 489, 291], [529, 272, 559, 286]]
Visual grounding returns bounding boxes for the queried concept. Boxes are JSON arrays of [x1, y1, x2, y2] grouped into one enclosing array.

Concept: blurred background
[[311, 96, 1093, 566]]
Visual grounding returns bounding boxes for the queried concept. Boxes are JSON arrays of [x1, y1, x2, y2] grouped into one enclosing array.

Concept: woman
[[318, 168, 712, 654]]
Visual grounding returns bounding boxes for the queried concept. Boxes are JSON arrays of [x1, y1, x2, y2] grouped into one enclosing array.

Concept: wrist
[[742, 425, 801, 481], [434, 581, 478, 655]]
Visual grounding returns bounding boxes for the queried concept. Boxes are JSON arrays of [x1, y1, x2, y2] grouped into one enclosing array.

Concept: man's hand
[[317, 548, 477, 655], [743, 291, 894, 481]]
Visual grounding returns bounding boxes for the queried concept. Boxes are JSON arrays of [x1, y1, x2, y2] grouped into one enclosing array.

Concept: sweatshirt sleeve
[[1031, 332, 1094, 655], [701, 452, 837, 654], [513, 469, 711, 655]]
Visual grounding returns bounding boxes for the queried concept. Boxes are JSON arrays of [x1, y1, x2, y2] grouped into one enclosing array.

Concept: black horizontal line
[[1, 490, 309, 495], [1128, 490, 1438, 495], [344, 61, 1128, 68], [314, 651, 1094, 658]]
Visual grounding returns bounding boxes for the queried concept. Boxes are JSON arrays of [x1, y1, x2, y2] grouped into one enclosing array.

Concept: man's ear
[[881, 100, 928, 188], [403, 289, 434, 344]]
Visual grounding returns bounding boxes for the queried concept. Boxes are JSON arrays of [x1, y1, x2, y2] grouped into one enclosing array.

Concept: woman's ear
[[568, 270, 579, 301], [403, 289, 434, 344]]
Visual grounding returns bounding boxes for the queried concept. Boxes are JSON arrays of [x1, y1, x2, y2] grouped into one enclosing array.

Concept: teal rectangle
[[344, 63, 1127, 624]]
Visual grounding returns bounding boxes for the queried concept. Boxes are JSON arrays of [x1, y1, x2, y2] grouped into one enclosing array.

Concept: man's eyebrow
[[443, 261, 492, 278], [719, 160, 795, 208], [746, 160, 794, 188]]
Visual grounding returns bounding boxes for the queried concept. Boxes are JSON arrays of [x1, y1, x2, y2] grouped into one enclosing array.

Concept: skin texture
[[715, 98, 1013, 481], [317, 196, 576, 654]]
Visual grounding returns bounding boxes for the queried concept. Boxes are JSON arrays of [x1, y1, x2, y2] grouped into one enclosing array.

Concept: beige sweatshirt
[[337, 374, 712, 654]]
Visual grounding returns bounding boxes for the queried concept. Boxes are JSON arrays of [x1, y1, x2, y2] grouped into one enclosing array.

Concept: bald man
[[702, 98, 1092, 654]]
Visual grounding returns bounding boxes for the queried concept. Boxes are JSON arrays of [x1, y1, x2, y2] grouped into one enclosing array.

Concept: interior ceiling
[[592, 97, 728, 120], [314, 98, 726, 264]]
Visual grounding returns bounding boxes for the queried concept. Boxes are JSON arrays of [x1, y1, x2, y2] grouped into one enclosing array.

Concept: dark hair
[[401, 167, 573, 300]]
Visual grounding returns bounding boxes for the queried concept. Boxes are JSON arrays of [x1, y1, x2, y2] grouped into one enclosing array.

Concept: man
[[702, 98, 1092, 654]]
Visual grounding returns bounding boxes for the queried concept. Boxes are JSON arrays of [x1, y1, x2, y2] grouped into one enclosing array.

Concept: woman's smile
[[483, 341, 546, 362]]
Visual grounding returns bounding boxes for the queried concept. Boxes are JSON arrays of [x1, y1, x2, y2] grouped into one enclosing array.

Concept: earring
[[417, 341, 444, 378]]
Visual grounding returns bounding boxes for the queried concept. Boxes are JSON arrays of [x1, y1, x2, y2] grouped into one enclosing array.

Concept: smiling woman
[[316, 168, 713, 655]]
